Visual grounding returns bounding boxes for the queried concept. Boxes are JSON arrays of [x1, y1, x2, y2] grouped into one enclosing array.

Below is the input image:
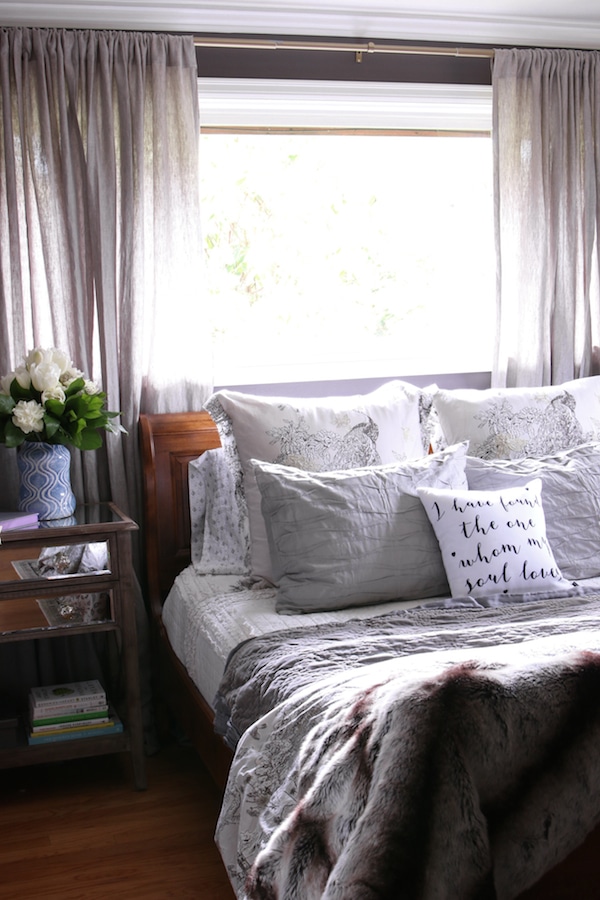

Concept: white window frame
[[198, 78, 492, 132]]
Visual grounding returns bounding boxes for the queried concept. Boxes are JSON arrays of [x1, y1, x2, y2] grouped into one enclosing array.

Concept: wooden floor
[[0, 740, 236, 900], [3, 738, 600, 900]]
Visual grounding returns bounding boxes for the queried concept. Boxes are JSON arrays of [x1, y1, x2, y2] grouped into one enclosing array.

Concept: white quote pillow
[[417, 479, 575, 600]]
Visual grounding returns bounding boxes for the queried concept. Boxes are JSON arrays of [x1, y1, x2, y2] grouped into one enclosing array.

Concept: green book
[[27, 716, 123, 745], [31, 707, 109, 727]]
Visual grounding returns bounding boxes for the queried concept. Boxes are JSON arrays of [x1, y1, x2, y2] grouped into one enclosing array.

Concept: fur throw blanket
[[215, 598, 600, 899]]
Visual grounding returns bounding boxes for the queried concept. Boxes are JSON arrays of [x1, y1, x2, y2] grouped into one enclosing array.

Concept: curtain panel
[[0, 27, 211, 523], [0, 28, 209, 741], [492, 48, 600, 387]]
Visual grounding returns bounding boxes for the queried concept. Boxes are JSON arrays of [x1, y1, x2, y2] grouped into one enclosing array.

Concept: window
[[198, 79, 493, 385]]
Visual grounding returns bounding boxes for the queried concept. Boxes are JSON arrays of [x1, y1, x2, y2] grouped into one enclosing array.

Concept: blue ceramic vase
[[17, 442, 76, 520]]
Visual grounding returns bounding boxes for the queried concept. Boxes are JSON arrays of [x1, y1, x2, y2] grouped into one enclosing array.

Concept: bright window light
[[198, 81, 494, 385]]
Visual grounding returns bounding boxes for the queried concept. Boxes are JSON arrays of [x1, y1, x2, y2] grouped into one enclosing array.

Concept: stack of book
[[27, 679, 123, 745]]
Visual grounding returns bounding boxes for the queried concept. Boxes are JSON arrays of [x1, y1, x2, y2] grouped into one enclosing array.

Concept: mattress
[[161, 565, 433, 706]]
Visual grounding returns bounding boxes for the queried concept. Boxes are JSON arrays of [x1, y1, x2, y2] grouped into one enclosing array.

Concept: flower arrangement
[[0, 347, 123, 450]]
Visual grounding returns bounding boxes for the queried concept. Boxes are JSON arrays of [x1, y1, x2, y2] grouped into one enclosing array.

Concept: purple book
[[0, 511, 39, 531]]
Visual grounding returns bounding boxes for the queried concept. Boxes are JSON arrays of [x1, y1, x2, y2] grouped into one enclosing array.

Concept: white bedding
[[161, 565, 433, 706]]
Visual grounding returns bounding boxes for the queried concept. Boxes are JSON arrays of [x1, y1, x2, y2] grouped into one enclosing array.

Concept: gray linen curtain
[[492, 48, 600, 387], [0, 26, 210, 519], [0, 28, 210, 741]]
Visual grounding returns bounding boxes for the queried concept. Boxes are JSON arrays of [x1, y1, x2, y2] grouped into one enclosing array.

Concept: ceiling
[[0, 0, 599, 49]]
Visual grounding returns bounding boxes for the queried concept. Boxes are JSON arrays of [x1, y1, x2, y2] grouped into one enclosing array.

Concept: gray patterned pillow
[[189, 449, 250, 575], [433, 376, 600, 459], [253, 442, 469, 613]]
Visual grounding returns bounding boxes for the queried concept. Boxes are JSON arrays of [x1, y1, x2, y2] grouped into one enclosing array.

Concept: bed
[[140, 377, 600, 900]]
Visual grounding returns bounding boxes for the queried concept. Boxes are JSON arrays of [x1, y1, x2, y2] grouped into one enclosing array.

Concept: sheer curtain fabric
[[492, 48, 600, 387], [0, 28, 208, 741], [0, 27, 210, 520]]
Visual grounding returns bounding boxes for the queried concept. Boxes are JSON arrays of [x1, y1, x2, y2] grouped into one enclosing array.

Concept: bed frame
[[139, 410, 233, 788], [139, 409, 600, 895]]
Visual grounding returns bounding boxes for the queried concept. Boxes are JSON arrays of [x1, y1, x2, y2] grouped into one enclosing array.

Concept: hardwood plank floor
[[0, 741, 236, 899], [6, 737, 599, 900]]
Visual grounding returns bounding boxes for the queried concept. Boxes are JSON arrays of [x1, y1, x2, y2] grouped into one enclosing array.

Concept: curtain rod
[[193, 36, 495, 61]]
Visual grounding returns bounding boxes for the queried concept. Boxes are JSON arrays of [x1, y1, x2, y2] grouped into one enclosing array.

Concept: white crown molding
[[0, 2, 600, 50]]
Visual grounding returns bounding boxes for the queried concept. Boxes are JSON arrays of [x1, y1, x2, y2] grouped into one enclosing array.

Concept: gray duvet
[[215, 594, 600, 899]]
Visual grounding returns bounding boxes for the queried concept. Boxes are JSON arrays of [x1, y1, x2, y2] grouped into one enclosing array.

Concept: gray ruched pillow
[[252, 442, 468, 614], [465, 443, 600, 581]]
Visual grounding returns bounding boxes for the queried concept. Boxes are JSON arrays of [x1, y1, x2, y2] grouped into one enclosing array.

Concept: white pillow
[[253, 442, 469, 614], [433, 376, 600, 459], [465, 443, 600, 581], [189, 449, 250, 575], [205, 380, 427, 582], [417, 479, 575, 600]]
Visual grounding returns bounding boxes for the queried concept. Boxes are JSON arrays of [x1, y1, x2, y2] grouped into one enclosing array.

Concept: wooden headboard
[[139, 411, 221, 620]]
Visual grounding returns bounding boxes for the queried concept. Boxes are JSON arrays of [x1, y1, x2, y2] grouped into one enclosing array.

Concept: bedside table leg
[[115, 533, 147, 791]]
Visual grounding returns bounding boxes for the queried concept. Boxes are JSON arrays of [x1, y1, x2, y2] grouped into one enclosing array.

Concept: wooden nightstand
[[0, 503, 146, 790]]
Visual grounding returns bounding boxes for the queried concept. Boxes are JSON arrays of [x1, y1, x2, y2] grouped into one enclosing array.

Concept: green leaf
[[4, 420, 26, 448], [72, 417, 88, 438], [65, 377, 85, 397], [67, 395, 92, 418], [0, 393, 15, 415], [45, 398, 66, 418], [42, 414, 61, 439], [9, 378, 33, 402], [86, 397, 105, 414], [77, 428, 103, 450]]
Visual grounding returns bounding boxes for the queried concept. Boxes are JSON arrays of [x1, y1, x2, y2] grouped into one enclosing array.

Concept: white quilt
[[161, 566, 430, 705]]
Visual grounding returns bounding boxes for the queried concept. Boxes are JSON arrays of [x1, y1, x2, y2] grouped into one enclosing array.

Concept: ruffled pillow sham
[[204, 380, 431, 583]]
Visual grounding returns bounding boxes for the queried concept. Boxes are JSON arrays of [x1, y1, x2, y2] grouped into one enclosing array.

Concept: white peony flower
[[60, 365, 84, 387], [48, 347, 71, 374], [30, 361, 62, 393], [12, 399, 45, 434], [26, 346, 71, 373], [41, 384, 66, 405], [25, 347, 47, 368], [1, 373, 13, 394], [14, 365, 32, 390], [1, 345, 124, 449]]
